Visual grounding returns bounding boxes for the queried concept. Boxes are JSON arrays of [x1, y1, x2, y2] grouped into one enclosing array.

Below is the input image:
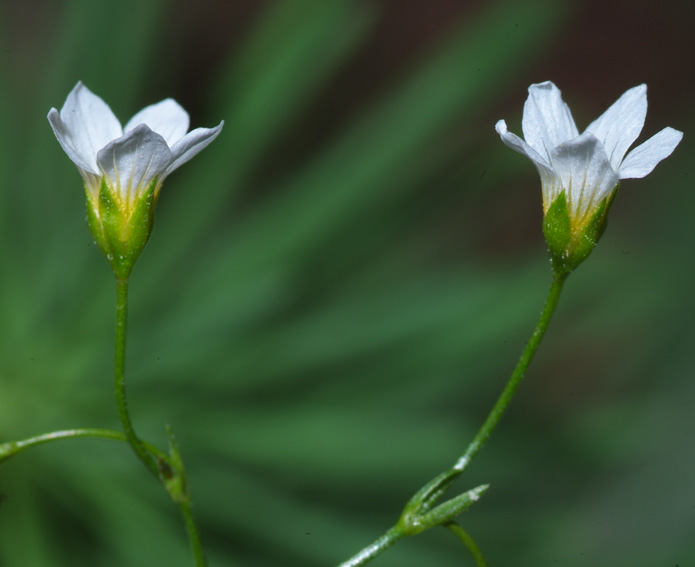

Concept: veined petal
[[165, 122, 224, 177], [496, 120, 558, 197], [124, 99, 190, 147], [586, 84, 647, 172], [47, 109, 96, 174], [618, 127, 683, 179], [48, 82, 122, 173], [522, 81, 579, 161], [495, 119, 553, 171], [549, 132, 619, 225], [96, 124, 172, 208]]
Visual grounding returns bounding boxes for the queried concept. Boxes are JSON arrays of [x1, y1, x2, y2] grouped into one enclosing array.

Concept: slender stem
[[114, 277, 160, 479], [335, 275, 567, 567], [3, 278, 207, 565], [0, 428, 170, 464], [453, 275, 565, 471], [114, 277, 207, 566], [445, 522, 487, 567], [336, 526, 404, 567], [178, 499, 207, 567], [0, 427, 206, 566]]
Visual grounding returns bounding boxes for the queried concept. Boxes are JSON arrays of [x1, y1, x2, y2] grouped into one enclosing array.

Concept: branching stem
[[336, 275, 567, 566], [114, 277, 207, 567]]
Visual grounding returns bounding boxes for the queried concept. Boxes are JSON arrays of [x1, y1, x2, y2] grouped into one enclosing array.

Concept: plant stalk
[[114, 277, 160, 479], [336, 275, 566, 566], [114, 277, 207, 566]]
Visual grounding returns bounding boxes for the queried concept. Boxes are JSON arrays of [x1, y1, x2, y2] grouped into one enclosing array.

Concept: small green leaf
[[162, 425, 188, 505], [418, 484, 489, 531], [399, 484, 489, 536]]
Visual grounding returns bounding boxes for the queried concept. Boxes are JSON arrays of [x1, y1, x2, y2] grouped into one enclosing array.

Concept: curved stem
[[0, 432, 207, 567], [335, 275, 567, 567], [114, 277, 160, 479], [336, 526, 404, 567], [453, 275, 565, 471], [0, 428, 170, 464], [114, 277, 207, 566], [178, 499, 207, 567], [445, 522, 487, 567]]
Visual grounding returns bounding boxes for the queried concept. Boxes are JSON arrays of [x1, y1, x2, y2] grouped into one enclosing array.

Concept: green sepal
[[86, 178, 157, 280], [542, 191, 572, 277], [566, 194, 610, 272], [596, 184, 618, 241], [85, 186, 109, 260], [543, 187, 618, 278]]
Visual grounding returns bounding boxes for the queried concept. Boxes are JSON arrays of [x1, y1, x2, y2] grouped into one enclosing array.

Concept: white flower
[[48, 81, 223, 215], [48, 81, 224, 279], [495, 81, 682, 233]]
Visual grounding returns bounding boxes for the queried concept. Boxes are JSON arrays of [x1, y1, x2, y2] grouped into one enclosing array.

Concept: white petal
[[124, 99, 190, 147], [48, 82, 122, 173], [586, 84, 647, 172], [495, 119, 552, 171], [96, 124, 172, 205], [522, 81, 579, 161], [618, 127, 683, 179], [48, 108, 95, 174], [165, 122, 224, 177], [549, 132, 619, 222]]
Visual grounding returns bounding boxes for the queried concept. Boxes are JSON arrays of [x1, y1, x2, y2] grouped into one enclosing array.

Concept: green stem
[[178, 499, 207, 567], [0, 428, 169, 464], [114, 277, 160, 479], [336, 275, 566, 567], [453, 275, 565, 471], [0, 431, 206, 566], [336, 526, 404, 567], [445, 522, 487, 567], [0, 433, 206, 567], [114, 277, 207, 567]]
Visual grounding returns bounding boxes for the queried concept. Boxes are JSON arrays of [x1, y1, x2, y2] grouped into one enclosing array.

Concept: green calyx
[[542, 187, 618, 278], [85, 178, 158, 280]]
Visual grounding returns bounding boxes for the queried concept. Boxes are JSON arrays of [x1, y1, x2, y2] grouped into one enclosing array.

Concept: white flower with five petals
[[49, 81, 223, 216], [496, 81, 682, 275], [48, 82, 223, 278]]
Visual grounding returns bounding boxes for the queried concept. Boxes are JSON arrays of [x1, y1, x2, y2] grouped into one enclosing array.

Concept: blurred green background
[[1, 0, 693, 565]]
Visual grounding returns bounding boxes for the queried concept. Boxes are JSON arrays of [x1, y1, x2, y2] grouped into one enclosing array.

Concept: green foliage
[[1, 1, 693, 566]]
